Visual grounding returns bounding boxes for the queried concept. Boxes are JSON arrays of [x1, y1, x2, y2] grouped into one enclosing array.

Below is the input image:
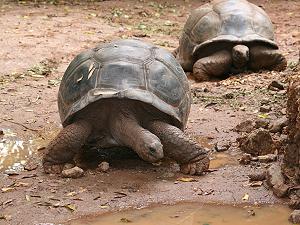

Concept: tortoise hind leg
[[43, 120, 92, 174], [147, 121, 209, 175], [249, 45, 287, 72], [192, 50, 232, 81]]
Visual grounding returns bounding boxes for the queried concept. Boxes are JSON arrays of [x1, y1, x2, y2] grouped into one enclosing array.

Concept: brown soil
[[0, 0, 299, 224]]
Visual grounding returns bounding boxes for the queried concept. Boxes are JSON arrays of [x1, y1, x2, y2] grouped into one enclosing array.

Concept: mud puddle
[[69, 203, 292, 225], [209, 152, 238, 169], [0, 129, 47, 172]]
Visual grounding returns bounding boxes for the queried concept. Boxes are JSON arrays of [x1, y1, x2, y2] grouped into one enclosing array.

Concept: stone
[[254, 118, 269, 129], [234, 120, 255, 133], [269, 117, 288, 133], [239, 153, 252, 165], [259, 105, 272, 113], [98, 161, 110, 172], [289, 195, 300, 209], [214, 141, 231, 152], [289, 210, 300, 223], [268, 80, 285, 90], [222, 92, 234, 99], [239, 128, 275, 156], [248, 171, 266, 181], [62, 166, 84, 178], [266, 163, 288, 197]]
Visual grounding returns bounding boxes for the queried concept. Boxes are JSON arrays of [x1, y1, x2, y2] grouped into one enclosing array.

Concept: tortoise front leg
[[249, 45, 287, 72], [43, 120, 92, 174], [147, 121, 209, 175], [192, 50, 232, 81]]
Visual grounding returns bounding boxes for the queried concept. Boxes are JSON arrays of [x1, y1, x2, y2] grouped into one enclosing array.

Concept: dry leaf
[[66, 191, 77, 197], [25, 195, 30, 202], [1, 187, 15, 193], [242, 193, 249, 201], [250, 181, 263, 187], [64, 204, 76, 212], [176, 177, 197, 182], [100, 205, 109, 209], [120, 217, 132, 223]]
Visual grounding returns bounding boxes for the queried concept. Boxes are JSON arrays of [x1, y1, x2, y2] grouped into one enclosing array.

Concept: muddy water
[[0, 129, 47, 172], [69, 204, 292, 225], [209, 152, 238, 169], [195, 136, 238, 169]]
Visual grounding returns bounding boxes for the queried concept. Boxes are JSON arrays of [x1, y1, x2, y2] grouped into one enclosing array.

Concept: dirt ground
[[0, 0, 299, 224]]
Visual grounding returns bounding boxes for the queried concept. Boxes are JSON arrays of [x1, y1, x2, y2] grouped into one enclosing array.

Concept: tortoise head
[[232, 44, 249, 69]]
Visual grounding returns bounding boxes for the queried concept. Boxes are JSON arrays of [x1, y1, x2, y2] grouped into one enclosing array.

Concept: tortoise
[[43, 39, 209, 175], [175, 0, 287, 81]]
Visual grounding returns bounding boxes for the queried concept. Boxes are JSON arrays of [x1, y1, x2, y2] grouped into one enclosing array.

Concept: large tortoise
[[43, 39, 209, 175], [175, 0, 287, 81]]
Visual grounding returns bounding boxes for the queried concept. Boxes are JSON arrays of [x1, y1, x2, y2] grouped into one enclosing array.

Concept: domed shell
[[58, 39, 191, 130], [177, 0, 278, 71]]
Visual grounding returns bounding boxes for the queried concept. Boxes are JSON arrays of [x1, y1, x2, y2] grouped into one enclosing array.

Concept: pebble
[[98, 161, 110, 172], [269, 80, 285, 90], [289, 210, 300, 223], [259, 105, 272, 113], [62, 166, 84, 178], [269, 117, 288, 133], [239, 153, 252, 165]]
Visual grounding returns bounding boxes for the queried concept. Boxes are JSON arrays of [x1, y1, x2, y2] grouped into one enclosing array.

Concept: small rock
[[239, 128, 275, 156], [266, 163, 289, 197], [0, 129, 3, 136], [203, 87, 209, 92], [239, 153, 252, 165], [260, 98, 270, 105], [222, 92, 234, 99], [259, 105, 272, 113], [289, 210, 300, 223], [257, 154, 277, 163], [254, 118, 269, 129], [269, 80, 285, 90], [234, 120, 255, 133], [214, 141, 231, 152], [269, 117, 288, 133], [268, 86, 280, 91], [281, 108, 286, 115], [62, 166, 84, 178], [98, 162, 109, 172], [248, 171, 266, 181], [289, 195, 300, 209]]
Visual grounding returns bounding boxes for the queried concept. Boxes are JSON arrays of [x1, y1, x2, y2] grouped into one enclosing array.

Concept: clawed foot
[[272, 58, 287, 72], [180, 157, 210, 175], [43, 161, 65, 174]]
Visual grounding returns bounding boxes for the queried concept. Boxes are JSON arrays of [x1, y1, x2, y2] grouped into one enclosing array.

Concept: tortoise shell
[[177, 0, 278, 71], [58, 39, 191, 130]]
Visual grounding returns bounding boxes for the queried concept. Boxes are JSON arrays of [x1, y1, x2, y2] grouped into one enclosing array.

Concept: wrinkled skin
[[43, 99, 209, 175]]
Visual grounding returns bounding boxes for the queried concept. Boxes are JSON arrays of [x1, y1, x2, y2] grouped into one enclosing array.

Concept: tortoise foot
[[180, 156, 210, 175]]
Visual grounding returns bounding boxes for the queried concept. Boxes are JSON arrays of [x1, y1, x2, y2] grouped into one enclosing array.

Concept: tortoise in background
[[43, 39, 209, 175], [175, 0, 287, 81]]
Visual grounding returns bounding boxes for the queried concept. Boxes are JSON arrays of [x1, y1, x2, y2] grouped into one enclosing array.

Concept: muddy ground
[[0, 0, 299, 224]]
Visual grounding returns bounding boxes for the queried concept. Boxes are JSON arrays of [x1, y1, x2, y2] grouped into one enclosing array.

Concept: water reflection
[[69, 204, 292, 225], [0, 129, 45, 172]]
